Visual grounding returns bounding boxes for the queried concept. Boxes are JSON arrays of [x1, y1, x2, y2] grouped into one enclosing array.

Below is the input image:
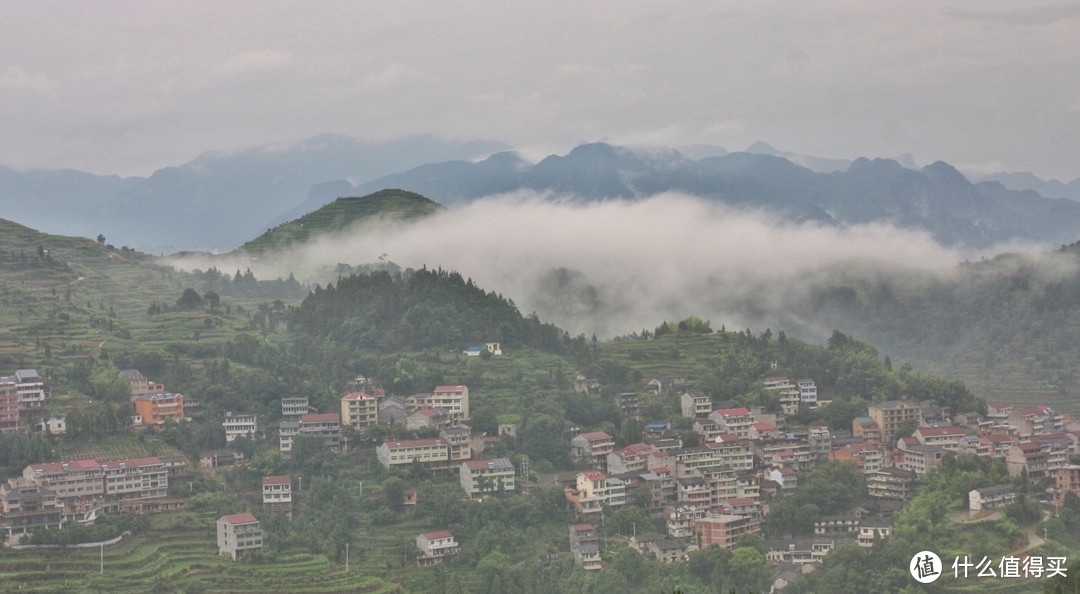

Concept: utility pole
[[100, 543, 104, 574], [345, 542, 349, 572]]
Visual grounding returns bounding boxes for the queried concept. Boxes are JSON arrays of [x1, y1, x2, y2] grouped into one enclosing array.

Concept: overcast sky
[[2, 1, 1079, 180]]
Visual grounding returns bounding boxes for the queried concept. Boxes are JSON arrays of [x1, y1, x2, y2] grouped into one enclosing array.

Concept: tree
[[176, 288, 203, 310], [725, 547, 771, 594], [382, 477, 406, 512], [96, 234, 106, 244]]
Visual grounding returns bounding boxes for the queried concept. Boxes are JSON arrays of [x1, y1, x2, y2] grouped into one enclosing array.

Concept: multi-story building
[[667, 504, 706, 539], [852, 417, 883, 443], [607, 444, 657, 475], [340, 391, 378, 429], [867, 468, 918, 500], [705, 438, 755, 471], [680, 391, 712, 419], [867, 401, 922, 443], [439, 426, 472, 462], [278, 421, 300, 453], [223, 412, 257, 443], [132, 392, 185, 425], [416, 530, 459, 566], [896, 438, 945, 476], [101, 457, 169, 502], [913, 426, 967, 450], [376, 438, 449, 469], [0, 478, 63, 545], [570, 524, 601, 570], [778, 388, 801, 415], [217, 512, 262, 560], [615, 392, 641, 418], [24, 459, 105, 500], [829, 443, 884, 474], [460, 458, 515, 499], [122, 369, 164, 398], [797, 379, 818, 408], [1007, 442, 1050, 482], [677, 476, 711, 507], [12, 369, 49, 410], [1053, 465, 1080, 508], [763, 377, 792, 391], [708, 408, 754, 439], [571, 431, 615, 469], [568, 471, 609, 515], [693, 512, 761, 548], [262, 475, 292, 516], [857, 519, 892, 547], [1009, 406, 1064, 437], [814, 514, 860, 536], [809, 426, 832, 455], [432, 385, 469, 419], [0, 376, 19, 432], [299, 413, 341, 451], [281, 396, 310, 423]]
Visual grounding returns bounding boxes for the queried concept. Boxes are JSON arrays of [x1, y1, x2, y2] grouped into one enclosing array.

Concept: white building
[[223, 412, 257, 443], [416, 530, 459, 566], [217, 513, 263, 560], [460, 458, 515, 499]]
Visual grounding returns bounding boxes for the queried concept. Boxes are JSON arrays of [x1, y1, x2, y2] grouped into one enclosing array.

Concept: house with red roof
[[416, 530, 459, 566], [217, 512, 262, 560]]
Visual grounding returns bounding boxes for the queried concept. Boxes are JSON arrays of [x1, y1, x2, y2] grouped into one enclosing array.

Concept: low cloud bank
[[164, 192, 1059, 340]]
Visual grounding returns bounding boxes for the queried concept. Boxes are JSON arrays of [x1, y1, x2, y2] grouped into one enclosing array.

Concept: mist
[[163, 192, 1060, 340]]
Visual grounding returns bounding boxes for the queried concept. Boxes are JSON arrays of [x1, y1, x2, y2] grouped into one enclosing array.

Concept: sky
[[2, 1, 1080, 180]]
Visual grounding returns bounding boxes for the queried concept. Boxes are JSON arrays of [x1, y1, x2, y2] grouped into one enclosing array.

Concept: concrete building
[[0, 376, 19, 432], [969, 484, 1016, 511], [867, 401, 922, 443], [299, 413, 341, 451], [376, 438, 449, 469], [281, 396, 310, 422], [223, 412, 257, 443], [341, 391, 378, 430], [693, 512, 761, 548], [262, 475, 292, 516], [680, 391, 711, 419], [571, 431, 615, 469], [12, 369, 49, 410], [416, 530, 459, 566], [217, 512, 263, 560], [460, 458, 515, 499], [432, 384, 470, 419], [570, 524, 601, 570], [122, 369, 164, 398], [0, 478, 63, 545]]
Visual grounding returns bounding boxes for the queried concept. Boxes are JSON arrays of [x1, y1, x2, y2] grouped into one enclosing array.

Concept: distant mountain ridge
[[0, 134, 505, 253], [342, 142, 1080, 248], [972, 170, 1080, 202]]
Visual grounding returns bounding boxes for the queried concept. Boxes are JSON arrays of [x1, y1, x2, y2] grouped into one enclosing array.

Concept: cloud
[[164, 192, 1054, 340]]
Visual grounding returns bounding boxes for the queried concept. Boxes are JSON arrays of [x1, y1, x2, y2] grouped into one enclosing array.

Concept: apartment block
[[341, 391, 378, 429], [376, 438, 449, 468], [132, 392, 185, 424], [223, 412, 257, 443], [262, 475, 292, 516], [867, 401, 922, 442], [460, 458, 515, 499], [693, 512, 761, 548], [432, 385, 469, 419], [0, 478, 63, 545]]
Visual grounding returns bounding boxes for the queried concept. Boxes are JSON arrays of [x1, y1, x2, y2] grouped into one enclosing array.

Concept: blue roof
[[645, 423, 667, 429], [465, 345, 484, 352]]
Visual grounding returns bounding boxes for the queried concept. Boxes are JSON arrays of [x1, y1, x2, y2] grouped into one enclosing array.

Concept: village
[[3, 343, 1080, 591]]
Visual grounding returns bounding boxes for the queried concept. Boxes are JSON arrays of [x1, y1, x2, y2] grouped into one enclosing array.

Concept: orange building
[[133, 392, 185, 424]]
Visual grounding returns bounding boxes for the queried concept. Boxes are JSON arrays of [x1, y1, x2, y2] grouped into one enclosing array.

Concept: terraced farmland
[[0, 527, 402, 593]]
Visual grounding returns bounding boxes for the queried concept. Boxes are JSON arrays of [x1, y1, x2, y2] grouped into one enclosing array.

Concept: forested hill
[[287, 267, 576, 354], [801, 244, 1080, 414], [237, 189, 442, 254]]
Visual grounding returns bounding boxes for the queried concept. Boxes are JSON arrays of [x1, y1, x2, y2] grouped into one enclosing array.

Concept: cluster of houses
[[0, 454, 189, 544], [0, 368, 65, 435]]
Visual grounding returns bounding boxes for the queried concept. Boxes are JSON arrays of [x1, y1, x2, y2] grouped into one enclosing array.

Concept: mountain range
[[3, 134, 1080, 252]]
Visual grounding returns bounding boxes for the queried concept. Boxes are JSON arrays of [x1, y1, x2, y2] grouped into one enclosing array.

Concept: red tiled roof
[[571, 523, 595, 532], [222, 512, 258, 524], [262, 475, 291, 485], [581, 470, 607, 481], [434, 385, 466, 393], [715, 408, 751, 417], [422, 530, 453, 539], [301, 413, 340, 423], [1015, 406, 1051, 415], [754, 423, 776, 431], [917, 426, 966, 437]]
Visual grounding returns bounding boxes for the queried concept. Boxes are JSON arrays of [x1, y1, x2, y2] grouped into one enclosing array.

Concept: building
[[100, 457, 169, 502], [814, 514, 860, 536], [913, 426, 968, 450], [568, 471, 610, 515], [969, 484, 1016, 511], [432, 385, 470, 419], [281, 396, 310, 422], [852, 417, 883, 443], [615, 392, 641, 418], [693, 512, 761, 548], [796, 379, 818, 408], [278, 421, 300, 453], [680, 391, 712, 419], [867, 401, 922, 443], [132, 392, 185, 425], [570, 524, 601, 570], [33, 414, 66, 436], [857, 519, 892, 547], [200, 450, 245, 469], [829, 443, 884, 474], [223, 412, 257, 443], [416, 530, 459, 566], [866, 468, 919, 501], [0, 478, 63, 545], [571, 431, 616, 469], [217, 512, 263, 560], [1009, 406, 1064, 437], [379, 396, 409, 426], [667, 504, 706, 539], [299, 413, 341, 451], [607, 444, 657, 475], [440, 426, 472, 462], [709, 408, 755, 439], [460, 458, 515, 499], [376, 438, 449, 469], [122, 369, 164, 398], [11, 369, 49, 410], [262, 476, 292, 516], [0, 376, 19, 432], [1053, 465, 1080, 508], [341, 391, 378, 430]]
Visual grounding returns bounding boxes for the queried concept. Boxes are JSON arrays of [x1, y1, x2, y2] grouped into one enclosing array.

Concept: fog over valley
[[163, 192, 1059, 340]]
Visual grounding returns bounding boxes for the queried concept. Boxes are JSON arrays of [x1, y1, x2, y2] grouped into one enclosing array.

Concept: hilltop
[[237, 189, 443, 254]]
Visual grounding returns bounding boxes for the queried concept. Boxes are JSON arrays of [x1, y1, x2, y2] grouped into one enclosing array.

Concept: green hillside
[[238, 189, 443, 254]]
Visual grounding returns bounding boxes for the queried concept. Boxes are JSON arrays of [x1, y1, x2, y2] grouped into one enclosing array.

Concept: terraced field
[[0, 527, 402, 593]]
